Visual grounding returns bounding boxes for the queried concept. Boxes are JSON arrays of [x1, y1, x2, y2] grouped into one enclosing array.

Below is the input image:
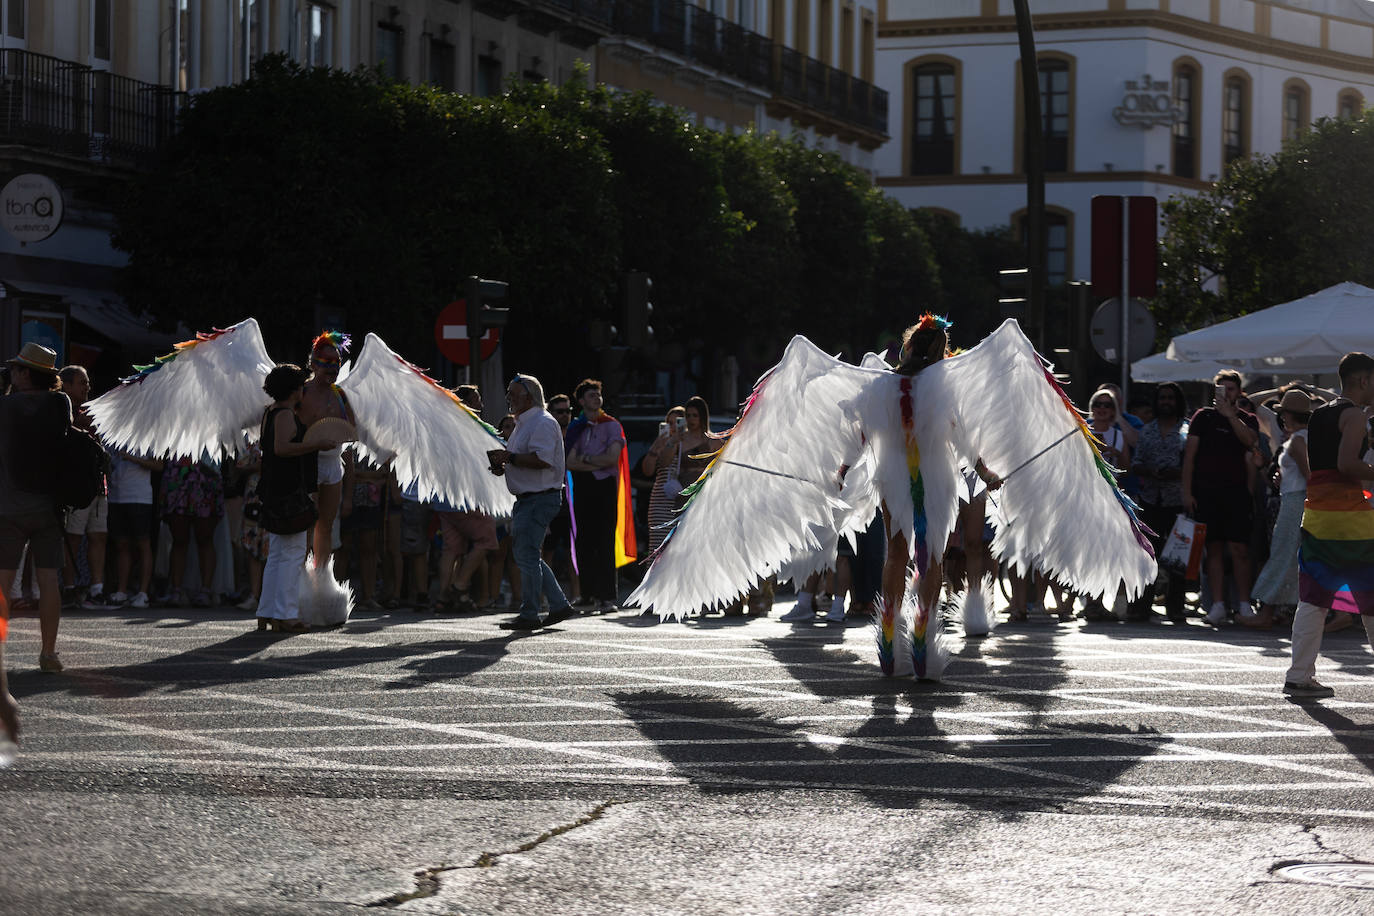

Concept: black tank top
[[1307, 400, 1369, 473], [260, 407, 316, 504]]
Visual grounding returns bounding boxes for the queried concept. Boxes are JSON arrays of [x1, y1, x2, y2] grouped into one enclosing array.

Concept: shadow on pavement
[[610, 687, 1169, 813], [1296, 703, 1374, 777], [8, 624, 506, 700]]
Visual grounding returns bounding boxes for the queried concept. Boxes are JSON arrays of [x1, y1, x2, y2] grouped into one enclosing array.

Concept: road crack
[[365, 800, 619, 908], [1300, 823, 1344, 858]]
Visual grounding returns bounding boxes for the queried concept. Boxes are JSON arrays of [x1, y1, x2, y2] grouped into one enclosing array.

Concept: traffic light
[[464, 275, 509, 337], [464, 275, 509, 373], [997, 267, 1030, 321], [623, 271, 653, 349]]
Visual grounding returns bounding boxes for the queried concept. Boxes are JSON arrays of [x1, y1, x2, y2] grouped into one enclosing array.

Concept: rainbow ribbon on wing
[[1038, 362, 1155, 556], [647, 364, 770, 564], [120, 326, 233, 385], [389, 351, 503, 439]]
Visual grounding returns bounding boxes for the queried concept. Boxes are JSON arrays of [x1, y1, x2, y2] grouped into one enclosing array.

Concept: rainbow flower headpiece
[[901, 313, 953, 361], [312, 330, 352, 355]]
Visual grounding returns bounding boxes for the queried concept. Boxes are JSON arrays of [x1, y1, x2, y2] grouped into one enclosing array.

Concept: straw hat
[[7, 342, 57, 373], [1277, 388, 1318, 414]]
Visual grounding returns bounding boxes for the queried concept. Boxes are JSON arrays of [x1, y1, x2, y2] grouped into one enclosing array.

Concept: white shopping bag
[[1160, 514, 1206, 580]]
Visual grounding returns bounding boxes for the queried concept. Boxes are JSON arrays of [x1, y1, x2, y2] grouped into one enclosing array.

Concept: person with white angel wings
[[628, 314, 1157, 680], [86, 319, 515, 629]]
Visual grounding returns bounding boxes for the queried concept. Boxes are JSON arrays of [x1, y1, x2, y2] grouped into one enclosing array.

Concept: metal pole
[[1120, 195, 1130, 401], [241, 0, 251, 82], [172, 0, 182, 89], [1012, 0, 1045, 353]]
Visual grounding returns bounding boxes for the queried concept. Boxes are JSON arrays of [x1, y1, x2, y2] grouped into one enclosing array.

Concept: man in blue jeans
[[489, 373, 575, 631]]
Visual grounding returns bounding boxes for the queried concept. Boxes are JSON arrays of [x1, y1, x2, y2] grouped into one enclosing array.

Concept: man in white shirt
[[488, 373, 575, 630]]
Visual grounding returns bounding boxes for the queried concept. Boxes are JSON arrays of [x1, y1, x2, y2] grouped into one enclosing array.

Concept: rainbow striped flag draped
[[1299, 470, 1374, 615], [565, 413, 637, 570]]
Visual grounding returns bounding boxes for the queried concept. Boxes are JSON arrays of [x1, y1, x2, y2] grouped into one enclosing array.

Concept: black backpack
[[56, 426, 107, 510]]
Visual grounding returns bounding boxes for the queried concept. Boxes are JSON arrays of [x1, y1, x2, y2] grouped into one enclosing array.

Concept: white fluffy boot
[[297, 556, 353, 628], [961, 579, 996, 637]]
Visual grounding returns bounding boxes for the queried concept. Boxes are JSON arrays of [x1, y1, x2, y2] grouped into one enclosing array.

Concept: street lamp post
[[1013, 0, 1046, 354]]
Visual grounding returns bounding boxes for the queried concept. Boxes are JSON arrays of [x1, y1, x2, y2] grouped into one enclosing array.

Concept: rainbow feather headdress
[[312, 330, 352, 355]]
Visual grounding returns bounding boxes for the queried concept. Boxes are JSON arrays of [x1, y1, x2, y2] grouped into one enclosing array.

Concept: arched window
[[910, 61, 957, 175], [1172, 61, 1199, 179], [1338, 89, 1364, 120], [1222, 70, 1250, 167], [1016, 209, 1071, 288], [1282, 78, 1310, 142], [1038, 59, 1071, 173], [1014, 54, 1074, 174]]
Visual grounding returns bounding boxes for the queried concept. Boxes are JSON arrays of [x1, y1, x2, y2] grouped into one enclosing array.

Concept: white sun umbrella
[[1131, 351, 1235, 383], [1165, 281, 1374, 374]]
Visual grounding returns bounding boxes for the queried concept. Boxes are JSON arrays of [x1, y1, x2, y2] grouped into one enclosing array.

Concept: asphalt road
[[4, 599, 1374, 914]]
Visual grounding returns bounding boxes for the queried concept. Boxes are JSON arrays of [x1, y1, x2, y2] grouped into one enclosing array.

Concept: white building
[[875, 0, 1374, 285]]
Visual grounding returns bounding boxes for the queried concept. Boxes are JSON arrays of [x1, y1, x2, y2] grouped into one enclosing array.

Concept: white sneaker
[[825, 601, 846, 623], [780, 602, 816, 622], [108, 591, 129, 605], [129, 592, 149, 609], [236, 595, 259, 612], [1206, 602, 1229, 626]]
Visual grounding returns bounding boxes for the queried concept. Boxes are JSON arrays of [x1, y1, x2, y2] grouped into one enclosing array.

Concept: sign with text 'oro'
[[1113, 74, 1183, 129], [1, 173, 64, 243]]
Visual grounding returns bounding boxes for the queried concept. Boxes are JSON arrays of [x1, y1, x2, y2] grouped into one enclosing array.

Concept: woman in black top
[[256, 365, 340, 631]]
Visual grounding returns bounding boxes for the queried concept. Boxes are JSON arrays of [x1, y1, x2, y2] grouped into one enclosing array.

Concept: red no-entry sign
[[434, 299, 500, 366]]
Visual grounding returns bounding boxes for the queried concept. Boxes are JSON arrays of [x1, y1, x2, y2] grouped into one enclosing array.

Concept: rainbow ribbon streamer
[[120, 326, 233, 385], [898, 376, 936, 676]]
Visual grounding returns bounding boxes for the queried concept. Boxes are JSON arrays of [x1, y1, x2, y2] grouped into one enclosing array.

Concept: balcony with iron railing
[[606, 0, 887, 137], [0, 49, 183, 168]]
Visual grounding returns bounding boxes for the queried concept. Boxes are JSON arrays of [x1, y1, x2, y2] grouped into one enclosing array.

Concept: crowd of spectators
[[5, 329, 1368, 685], [1, 348, 743, 655]]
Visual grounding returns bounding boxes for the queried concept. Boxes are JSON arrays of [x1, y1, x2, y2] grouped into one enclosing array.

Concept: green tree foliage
[[1158, 111, 1374, 338], [115, 56, 617, 377], [116, 57, 968, 386]]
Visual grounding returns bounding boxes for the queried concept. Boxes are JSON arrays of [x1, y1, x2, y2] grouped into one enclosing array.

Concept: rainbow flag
[[1299, 470, 1374, 615], [613, 446, 637, 567], [565, 413, 637, 570]]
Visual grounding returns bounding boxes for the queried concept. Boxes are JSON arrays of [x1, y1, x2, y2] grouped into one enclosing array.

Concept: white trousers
[[259, 530, 308, 621], [1285, 601, 1374, 683]]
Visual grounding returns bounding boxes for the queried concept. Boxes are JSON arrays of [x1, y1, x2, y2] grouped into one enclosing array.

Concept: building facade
[[875, 0, 1374, 286], [1, 0, 887, 373]]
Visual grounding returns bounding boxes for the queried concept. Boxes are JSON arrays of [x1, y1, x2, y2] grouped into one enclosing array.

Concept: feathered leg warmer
[[296, 556, 353, 628]]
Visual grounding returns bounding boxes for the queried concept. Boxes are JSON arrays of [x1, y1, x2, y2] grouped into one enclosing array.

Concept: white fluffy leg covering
[[297, 556, 353, 628], [961, 579, 997, 637]]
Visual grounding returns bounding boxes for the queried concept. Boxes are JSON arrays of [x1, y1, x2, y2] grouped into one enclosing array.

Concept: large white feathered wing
[[340, 334, 515, 518], [86, 318, 274, 459], [924, 320, 1156, 601], [628, 335, 886, 616]]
